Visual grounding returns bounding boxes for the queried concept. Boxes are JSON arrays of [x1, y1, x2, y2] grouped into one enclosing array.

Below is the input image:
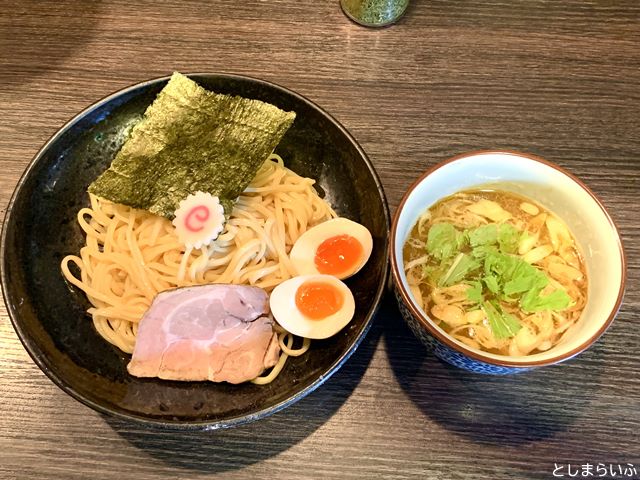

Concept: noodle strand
[[61, 154, 336, 384]]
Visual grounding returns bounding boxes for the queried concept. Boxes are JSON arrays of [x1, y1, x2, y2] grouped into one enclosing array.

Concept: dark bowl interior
[[1, 73, 390, 428]]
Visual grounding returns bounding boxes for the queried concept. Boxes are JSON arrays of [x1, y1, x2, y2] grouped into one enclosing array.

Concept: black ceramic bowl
[[1, 73, 389, 429]]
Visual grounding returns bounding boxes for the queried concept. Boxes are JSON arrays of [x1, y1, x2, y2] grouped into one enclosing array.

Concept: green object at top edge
[[341, 0, 409, 27], [88, 72, 296, 219]]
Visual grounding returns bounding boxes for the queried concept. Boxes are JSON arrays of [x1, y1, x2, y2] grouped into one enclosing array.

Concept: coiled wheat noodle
[[61, 154, 336, 383]]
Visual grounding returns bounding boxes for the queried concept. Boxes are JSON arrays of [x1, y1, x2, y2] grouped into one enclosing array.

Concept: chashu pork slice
[[127, 284, 280, 384]]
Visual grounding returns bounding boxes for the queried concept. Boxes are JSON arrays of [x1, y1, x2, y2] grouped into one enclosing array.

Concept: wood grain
[[1, 0, 639, 478]]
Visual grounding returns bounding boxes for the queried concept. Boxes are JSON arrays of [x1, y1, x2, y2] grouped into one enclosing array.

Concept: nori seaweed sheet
[[88, 72, 296, 218]]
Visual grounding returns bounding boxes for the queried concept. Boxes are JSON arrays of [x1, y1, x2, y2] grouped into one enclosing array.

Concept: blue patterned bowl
[[390, 151, 626, 374]]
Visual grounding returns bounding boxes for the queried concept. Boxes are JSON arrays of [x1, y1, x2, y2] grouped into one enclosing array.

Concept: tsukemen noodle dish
[[403, 189, 587, 357], [61, 72, 373, 385]]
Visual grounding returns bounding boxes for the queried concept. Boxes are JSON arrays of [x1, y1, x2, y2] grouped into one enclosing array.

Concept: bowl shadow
[[383, 296, 602, 446], [103, 313, 383, 473]]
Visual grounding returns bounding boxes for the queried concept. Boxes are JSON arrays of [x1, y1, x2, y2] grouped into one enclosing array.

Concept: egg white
[[269, 274, 356, 340], [289, 217, 373, 280]]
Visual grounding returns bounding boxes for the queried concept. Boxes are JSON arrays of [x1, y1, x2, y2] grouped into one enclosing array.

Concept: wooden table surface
[[1, 1, 639, 479]]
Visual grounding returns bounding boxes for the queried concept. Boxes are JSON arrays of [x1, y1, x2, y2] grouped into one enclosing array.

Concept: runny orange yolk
[[314, 234, 363, 276], [295, 281, 344, 320]]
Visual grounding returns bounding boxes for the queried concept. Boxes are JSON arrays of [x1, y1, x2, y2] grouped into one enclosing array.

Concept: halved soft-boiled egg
[[269, 274, 356, 339], [289, 218, 373, 280]]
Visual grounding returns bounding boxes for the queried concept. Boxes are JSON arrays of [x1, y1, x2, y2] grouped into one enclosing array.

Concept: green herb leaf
[[428, 220, 572, 317], [483, 250, 518, 284], [471, 244, 499, 259], [483, 274, 501, 294], [469, 224, 498, 247], [480, 249, 572, 313], [483, 301, 522, 339], [88, 72, 296, 218], [521, 288, 572, 312], [466, 280, 484, 304], [498, 223, 520, 254], [440, 253, 481, 287], [426, 223, 465, 260], [503, 259, 548, 296]]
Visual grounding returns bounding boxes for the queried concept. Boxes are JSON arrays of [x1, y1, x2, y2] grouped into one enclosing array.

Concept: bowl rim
[[1, 72, 391, 429], [389, 149, 626, 368]]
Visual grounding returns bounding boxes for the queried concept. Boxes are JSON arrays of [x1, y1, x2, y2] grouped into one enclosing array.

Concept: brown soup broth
[[403, 189, 588, 356]]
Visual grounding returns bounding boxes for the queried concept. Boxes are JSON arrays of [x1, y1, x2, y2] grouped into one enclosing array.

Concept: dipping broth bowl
[[389, 150, 626, 374]]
